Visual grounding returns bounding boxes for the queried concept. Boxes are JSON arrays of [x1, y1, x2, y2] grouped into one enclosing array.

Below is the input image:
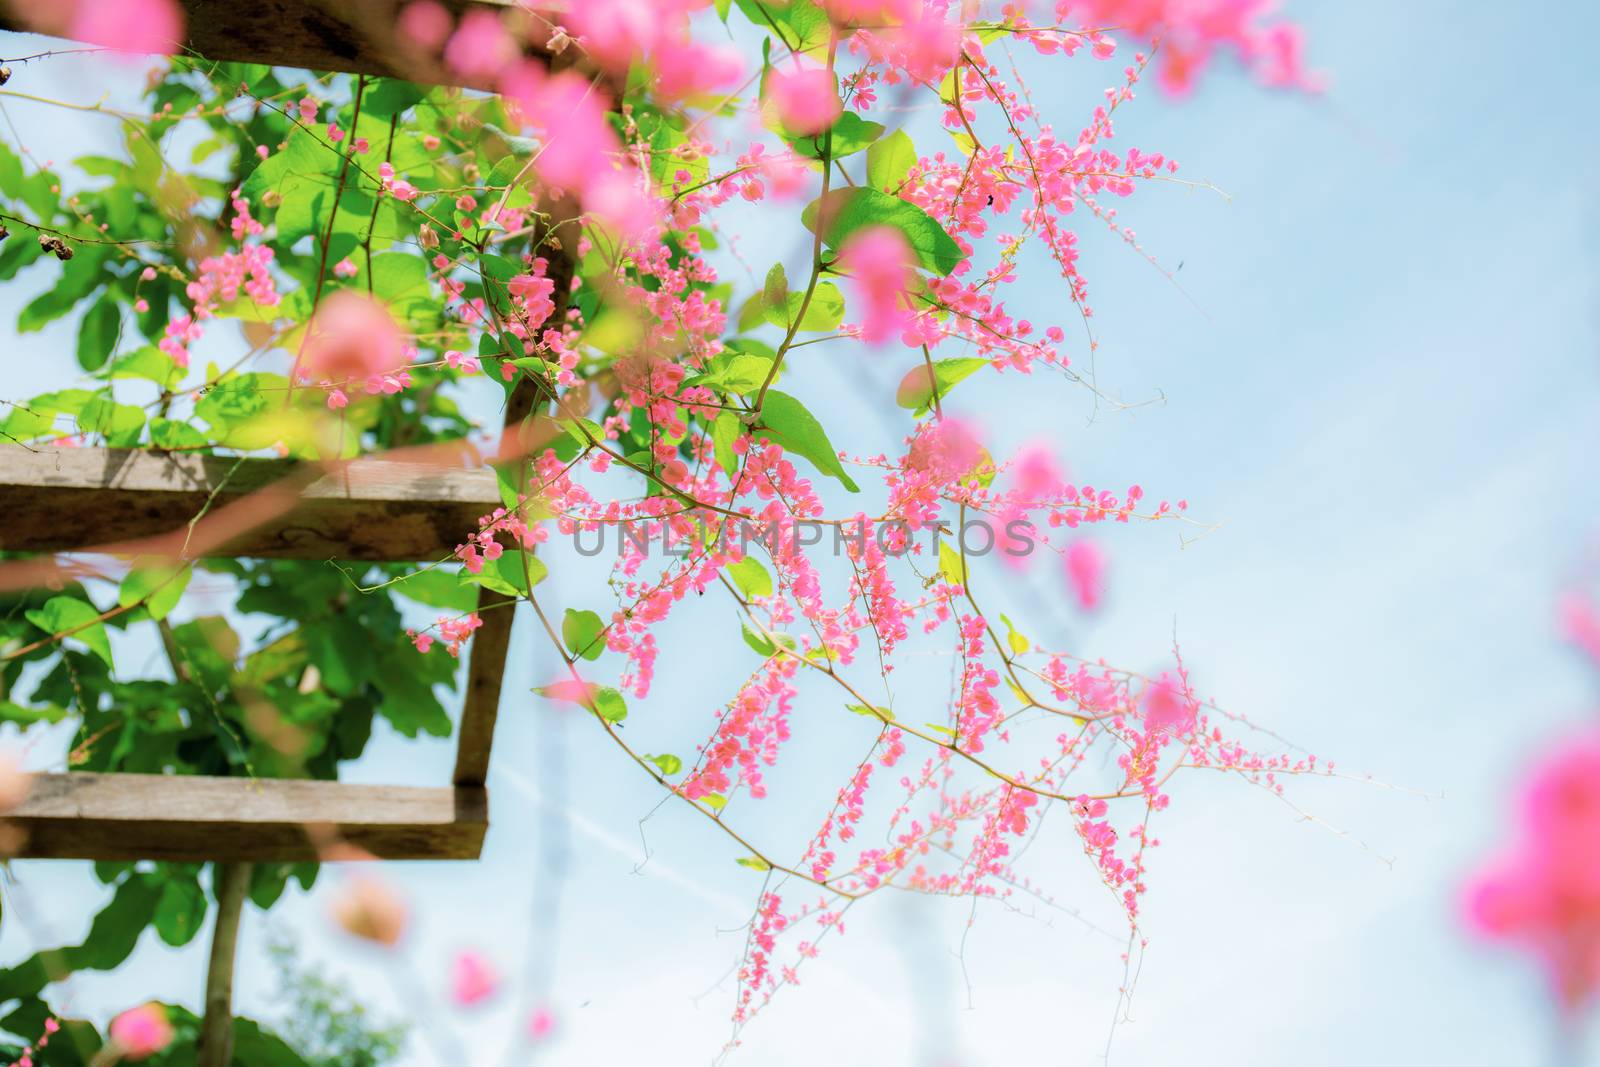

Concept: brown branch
[[195, 861, 251, 1067]]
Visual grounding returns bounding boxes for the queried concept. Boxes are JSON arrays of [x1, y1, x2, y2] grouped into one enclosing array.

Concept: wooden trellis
[[0, 0, 570, 864], [0, 5, 579, 1058], [0, 444, 503, 862]]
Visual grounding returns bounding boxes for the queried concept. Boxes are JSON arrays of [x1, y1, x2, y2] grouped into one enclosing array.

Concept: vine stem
[[195, 862, 252, 1067]]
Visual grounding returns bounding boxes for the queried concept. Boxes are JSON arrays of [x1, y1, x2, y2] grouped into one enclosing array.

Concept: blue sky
[[2, 0, 1599, 1064]]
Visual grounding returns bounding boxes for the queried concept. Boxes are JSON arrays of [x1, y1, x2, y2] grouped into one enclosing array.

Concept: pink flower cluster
[[1466, 734, 1600, 1011]]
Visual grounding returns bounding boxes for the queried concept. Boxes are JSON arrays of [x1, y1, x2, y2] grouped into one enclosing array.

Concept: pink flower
[[1064, 540, 1105, 611], [531, 73, 619, 192], [1012, 442, 1065, 500], [333, 258, 358, 279], [587, 169, 660, 241], [302, 292, 408, 383], [527, 1006, 556, 1040], [108, 1004, 174, 1060], [398, 0, 452, 49], [1465, 734, 1600, 1011], [66, 0, 183, 55], [1140, 672, 1194, 734], [837, 226, 913, 344], [768, 64, 842, 136], [450, 950, 500, 1007], [652, 40, 744, 100], [906, 418, 983, 482], [444, 9, 517, 81]]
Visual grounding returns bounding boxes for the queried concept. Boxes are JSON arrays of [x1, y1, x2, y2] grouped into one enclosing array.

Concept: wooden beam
[[0, 445, 497, 561], [0, 0, 547, 88], [7, 773, 487, 861], [452, 230, 578, 787]]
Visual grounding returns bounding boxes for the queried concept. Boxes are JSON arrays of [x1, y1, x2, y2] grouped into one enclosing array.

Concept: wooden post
[[452, 223, 580, 788], [196, 862, 251, 1067]]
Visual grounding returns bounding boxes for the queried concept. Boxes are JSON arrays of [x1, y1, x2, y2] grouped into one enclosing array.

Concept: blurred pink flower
[[527, 1005, 557, 1040], [444, 9, 517, 80], [906, 418, 983, 482], [108, 1004, 173, 1060], [451, 950, 500, 1007], [532, 72, 620, 192], [1465, 734, 1600, 1012], [398, 0, 452, 49], [69, 0, 184, 54], [1064, 540, 1105, 611], [1141, 672, 1194, 734], [768, 65, 842, 136], [837, 226, 914, 344], [302, 292, 408, 384]]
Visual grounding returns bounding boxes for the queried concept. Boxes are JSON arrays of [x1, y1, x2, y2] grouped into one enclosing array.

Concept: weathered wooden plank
[[453, 585, 514, 787], [7, 772, 487, 861], [0, 0, 546, 88], [452, 233, 576, 787], [0, 445, 496, 561]]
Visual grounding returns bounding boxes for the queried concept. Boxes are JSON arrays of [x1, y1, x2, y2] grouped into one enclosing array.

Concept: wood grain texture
[[7, 773, 487, 861], [0, 0, 546, 88], [0, 445, 497, 561]]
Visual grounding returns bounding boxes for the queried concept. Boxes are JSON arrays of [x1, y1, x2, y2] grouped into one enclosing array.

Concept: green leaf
[[118, 559, 191, 621], [735, 855, 772, 871], [847, 702, 893, 720], [149, 417, 208, 449], [740, 621, 796, 658], [196, 372, 284, 432], [763, 262, 789, 310], [78, 395, 146, 446], [697, 352, 775, 394], [938, 539, 967, 586], [373, 643, 452, 737], [26, 596, 113, 668], [788, 111, 883, 160], [106, 345, 180, 387], [363, 78, 427, 118], [895, 357, 988, 414], [754, 390, 860, 492], [645, 753, 682, 776], [562, 608, 606, 662], [726, 556, 774, 599], [0, 700, 69, 725], [369, 252, 429, 301], [392, 568, 479, 611], [999, 612, 1031, 656], [866, 128, 917, 191], [593, 686, 628, 723], [699, 792, 728, 813], [763, 281, 845, 333], [804, 187, 964, 275], [153, 876, 207, 947], [76, 295, 120, 372], [712, 411, 742, 476], [18, 249, 109, 333], [462, 550, 548, 599]]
